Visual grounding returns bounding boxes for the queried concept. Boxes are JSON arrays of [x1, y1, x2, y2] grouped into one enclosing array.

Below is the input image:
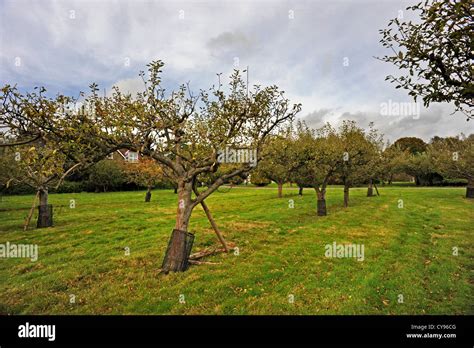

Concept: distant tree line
[[0, 154, 175, 196], [251, 123, 473, 209]]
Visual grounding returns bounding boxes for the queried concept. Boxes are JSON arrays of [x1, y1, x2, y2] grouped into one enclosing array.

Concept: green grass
[[0, 185, 472, 315]]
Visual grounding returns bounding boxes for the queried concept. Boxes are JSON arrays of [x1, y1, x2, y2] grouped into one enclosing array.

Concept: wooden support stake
[[24, 190, 40, 231], [374, 183, 380, 196], [193, 186, 229, 252]]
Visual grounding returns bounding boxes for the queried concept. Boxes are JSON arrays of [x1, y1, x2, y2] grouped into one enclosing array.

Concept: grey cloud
[[304, 104, 473, 143], [0, 0, 471, 141], [302, 108, 334, 129], [207, 31, 256, 57]]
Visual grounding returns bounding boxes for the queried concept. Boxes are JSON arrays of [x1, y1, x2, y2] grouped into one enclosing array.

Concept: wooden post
[[24, 190, 40, 231]]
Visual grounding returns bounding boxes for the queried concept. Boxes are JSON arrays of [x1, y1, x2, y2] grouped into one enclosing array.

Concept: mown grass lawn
[[0, 185, 472, 315]]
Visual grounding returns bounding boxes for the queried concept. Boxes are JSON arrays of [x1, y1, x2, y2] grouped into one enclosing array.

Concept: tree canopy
[[379, 0, 473, 119]]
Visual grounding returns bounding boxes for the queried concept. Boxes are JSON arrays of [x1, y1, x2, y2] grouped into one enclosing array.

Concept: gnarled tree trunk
[[145, 186, 152, 202], [466, 178, 474, 199], [37, 187, 53, 228]]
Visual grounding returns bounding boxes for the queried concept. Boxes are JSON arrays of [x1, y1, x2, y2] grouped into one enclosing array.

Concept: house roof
[[116, 149, 138, 159], [117, 149, 128, 158], [117, 150, 128, 158]]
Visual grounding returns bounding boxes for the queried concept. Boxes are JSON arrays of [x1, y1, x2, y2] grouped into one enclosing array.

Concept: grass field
[[0, 185, 472, 315]]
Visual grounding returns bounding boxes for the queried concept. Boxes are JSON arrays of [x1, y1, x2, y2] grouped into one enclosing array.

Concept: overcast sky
[[1, 0, 472, 143]]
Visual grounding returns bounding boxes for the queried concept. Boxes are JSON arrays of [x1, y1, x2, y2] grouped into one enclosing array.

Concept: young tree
[[124, 157, 164, 202], [379, 0, 473, 119], [431, 134, 474, 198]]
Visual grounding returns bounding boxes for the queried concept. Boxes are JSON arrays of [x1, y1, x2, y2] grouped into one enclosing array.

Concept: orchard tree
[[257, 128, 295, 197], [404, 151, 442, 186], [431, 134, 474, 198], [393, 137, 427, 155], [3, 61, 301, 272], [293, 123, 341, 216], [289, 121, 312, 197], [390, 137, 438, 185], [1, 141, 73, 229], [380, 143, 409, 185], [0, 85, 116, 188], [379, 0, 473, 119], [90, 62, 301, 272], [338, 121, 383, 207], [124, 157, 164, 202], [0, 85, 122, 228], [249, 168, 271, 186], [362, 151, 384, 197]]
